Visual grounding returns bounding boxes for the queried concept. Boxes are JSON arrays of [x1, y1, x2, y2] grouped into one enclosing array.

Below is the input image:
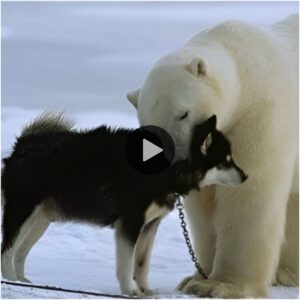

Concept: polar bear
[[127, 15, 299, 298]]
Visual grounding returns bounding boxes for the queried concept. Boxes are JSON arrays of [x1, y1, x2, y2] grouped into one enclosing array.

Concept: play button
[[143, 139, 163, 162], [125, 125, 175, 175]]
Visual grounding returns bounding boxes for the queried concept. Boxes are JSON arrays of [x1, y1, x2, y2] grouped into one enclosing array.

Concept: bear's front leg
[[181, 172, 292, 298], [177, 187, 216, 291]]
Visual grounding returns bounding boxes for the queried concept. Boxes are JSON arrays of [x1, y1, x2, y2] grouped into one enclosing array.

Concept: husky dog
[[1, 113, 247, 296]]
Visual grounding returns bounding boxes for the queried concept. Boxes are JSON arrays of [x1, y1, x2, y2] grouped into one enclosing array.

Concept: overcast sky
[[2, 2, 298, 114]]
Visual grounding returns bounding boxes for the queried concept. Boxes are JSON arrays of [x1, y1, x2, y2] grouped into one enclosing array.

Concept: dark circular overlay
[[125, 125, 175, 175]]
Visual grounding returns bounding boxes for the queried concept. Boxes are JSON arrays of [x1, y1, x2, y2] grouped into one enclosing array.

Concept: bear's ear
[[185, 57, 208, 77], [127, 88, 140, 108]]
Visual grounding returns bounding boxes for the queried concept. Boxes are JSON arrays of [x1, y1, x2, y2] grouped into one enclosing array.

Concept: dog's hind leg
[[134, 218, 160, 295], [114, 220, 144, 297], [1, 246, 17, 281], [14, 204, 50, 282], [1, 198, 17, 281], [1, 198, 37, 281]]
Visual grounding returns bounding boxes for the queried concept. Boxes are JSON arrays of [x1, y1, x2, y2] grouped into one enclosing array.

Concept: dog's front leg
[[115, 220, 143, 297], [134, 218, 161, 295]]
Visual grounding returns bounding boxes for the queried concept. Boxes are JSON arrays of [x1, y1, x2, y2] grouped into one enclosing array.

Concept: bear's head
[[127, 50, 239, 159]]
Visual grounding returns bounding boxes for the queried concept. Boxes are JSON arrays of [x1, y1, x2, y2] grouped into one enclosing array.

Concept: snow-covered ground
[[1, 108, 299, 299], [2, 2, 299, 299]]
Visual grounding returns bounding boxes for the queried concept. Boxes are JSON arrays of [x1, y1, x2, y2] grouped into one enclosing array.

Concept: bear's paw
[[180, 279, 248, 298]]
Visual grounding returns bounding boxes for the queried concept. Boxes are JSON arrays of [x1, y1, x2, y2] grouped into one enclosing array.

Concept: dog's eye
[[218, 160, 230, 169], [179, 111, 189, 120], [218, 163, 226, 169]]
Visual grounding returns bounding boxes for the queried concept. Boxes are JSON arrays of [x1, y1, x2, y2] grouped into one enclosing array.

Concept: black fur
[[2, 125, 189, 252], [1, 115, 237, 255], [190, 116, 247, 180], [190, 115, 231, 171]]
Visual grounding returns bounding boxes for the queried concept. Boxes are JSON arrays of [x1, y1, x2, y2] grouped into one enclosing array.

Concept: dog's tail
[[21, 111, 75, 137]]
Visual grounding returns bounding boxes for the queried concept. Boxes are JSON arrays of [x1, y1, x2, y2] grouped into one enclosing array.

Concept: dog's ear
[[200, 133, 212, 155], [199, 116, 216, 154], [191, 115, 217, 157], [206, 115, 217, 130], [127, 88, 140, 109]]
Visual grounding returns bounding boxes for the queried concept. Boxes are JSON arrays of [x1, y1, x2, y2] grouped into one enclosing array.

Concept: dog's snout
[[237, 167, 248, 182], [231, 160, 248, 184], [231, 161, 248, 183], [240, 171, 248, 182]]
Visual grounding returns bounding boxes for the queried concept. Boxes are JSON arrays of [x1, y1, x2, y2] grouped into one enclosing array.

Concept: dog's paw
[[177, 272, 205, 292], [123, 289, 144, 298], [1, 251, 18, 281], [130, 288, 145, 298], [181, 279, 247, 298], [140, 287, 154, 296], [121, 285, 145, 297], [17, 276, 32, 283], [274, 267, 298, 286]]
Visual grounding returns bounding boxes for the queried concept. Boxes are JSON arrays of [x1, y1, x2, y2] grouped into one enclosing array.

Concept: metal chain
[[175, 196, 208, 279]]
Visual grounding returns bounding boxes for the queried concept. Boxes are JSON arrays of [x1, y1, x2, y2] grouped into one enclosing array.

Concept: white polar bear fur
[[128, 15, 298, 297]]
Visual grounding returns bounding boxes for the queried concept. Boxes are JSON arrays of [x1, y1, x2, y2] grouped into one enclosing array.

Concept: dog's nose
[[241, 172, 248, 182]]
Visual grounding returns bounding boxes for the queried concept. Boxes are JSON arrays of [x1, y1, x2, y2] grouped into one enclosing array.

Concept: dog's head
[[189, 115, 248, 188]]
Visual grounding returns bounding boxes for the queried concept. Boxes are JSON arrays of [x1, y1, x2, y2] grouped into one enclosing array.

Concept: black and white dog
[[1, 113, 247, 296]]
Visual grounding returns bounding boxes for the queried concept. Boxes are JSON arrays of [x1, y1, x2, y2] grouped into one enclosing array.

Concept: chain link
[[175, 196, 208, 279]]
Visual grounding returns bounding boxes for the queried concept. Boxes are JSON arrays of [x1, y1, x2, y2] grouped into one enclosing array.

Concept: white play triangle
[[143, 139, 163, 162]]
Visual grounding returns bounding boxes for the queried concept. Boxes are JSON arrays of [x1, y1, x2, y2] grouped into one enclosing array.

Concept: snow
[[1, 2, 299, 299]]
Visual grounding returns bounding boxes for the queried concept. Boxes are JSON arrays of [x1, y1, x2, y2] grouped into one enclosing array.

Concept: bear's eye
[[179, 111, 189, 120]]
